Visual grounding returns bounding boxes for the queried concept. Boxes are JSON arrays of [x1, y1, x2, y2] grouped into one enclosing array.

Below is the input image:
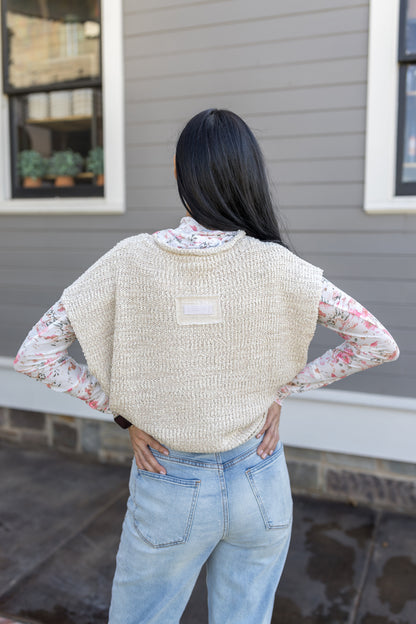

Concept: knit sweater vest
[[61, 230, 324, 452]]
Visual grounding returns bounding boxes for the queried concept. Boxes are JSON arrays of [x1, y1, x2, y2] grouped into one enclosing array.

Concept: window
[[364, 0, 416, 213], [1, 0, 103, 198], [396, 0, 416, 194], [0, 0, 124, 214]]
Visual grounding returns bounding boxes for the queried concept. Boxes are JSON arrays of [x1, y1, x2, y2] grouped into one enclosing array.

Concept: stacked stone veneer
[[1, 406, 415, 514]]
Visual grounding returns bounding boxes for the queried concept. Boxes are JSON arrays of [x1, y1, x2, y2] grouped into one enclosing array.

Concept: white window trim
[[364, 0, 416, 214], [0, 0, 125, 215]]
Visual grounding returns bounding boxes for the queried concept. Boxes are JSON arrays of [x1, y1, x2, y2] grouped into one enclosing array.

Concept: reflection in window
[[402, 65, 416, 183], [4, 1, 100, 90], [1, 0, 103, 198], [406, 0, 416, 55], [396, 0, 416, 194]]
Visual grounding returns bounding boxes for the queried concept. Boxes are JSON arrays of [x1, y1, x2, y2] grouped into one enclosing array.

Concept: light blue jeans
[[108, 434, 293, 624]]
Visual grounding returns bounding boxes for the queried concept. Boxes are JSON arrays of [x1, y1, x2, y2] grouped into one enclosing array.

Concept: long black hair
[[175, 108, 294, 251]]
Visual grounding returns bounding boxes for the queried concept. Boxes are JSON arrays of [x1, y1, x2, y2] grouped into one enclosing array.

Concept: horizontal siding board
[[1, 285, 66, 307], [125, 59, 367, 102], [125, 109, 367, 144], [125, 159, 364, 188], [125, 85, 367, 123], [281, 208, 414, 233], [0, 250, 109, 270], [0, 265, 104, 284], [125, 135, 365, 168], [124, 0, 366, 17], [123, 183, 364, 209], [0, 211, 179, 234], [124, 9, 368, 58], [292, 233, 416, 256], [249, 109, 367, 138], [125, 32, 368, 78], [262, 134, 365, 161], [123, 4, 368, 40], [124, 0, 229, 15], [275, 183, 365, 207], [1, 268, 105, 287], [0, 232, 124, 250], [125, 163, 365, 191], [304, 253, 416, 280]]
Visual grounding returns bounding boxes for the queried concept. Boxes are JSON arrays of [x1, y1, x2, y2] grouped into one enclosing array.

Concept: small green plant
[[17, 150, 48, 179], [86, 146, 104, 175], [48, 150, 84, 177]]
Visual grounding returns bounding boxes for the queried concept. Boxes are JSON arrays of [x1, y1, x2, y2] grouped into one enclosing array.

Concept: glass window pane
[[13, 88, 104, 194], [4, 0, 101, 90], [405, 0, 416, 55], [401, 65, 416, 183]]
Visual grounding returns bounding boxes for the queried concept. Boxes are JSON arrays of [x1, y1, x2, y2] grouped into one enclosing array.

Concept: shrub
[[48, 150, 84, 177], [17, 150, 48, 179]]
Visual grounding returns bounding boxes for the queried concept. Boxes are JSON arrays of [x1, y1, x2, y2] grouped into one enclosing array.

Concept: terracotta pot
[[23, 177, 42, 188], [96, 173, 104, 186], [55, 175, 75, 187]]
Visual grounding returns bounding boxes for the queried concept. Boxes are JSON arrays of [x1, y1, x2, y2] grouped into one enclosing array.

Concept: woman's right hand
[[255, 401, 281, 458], [128, 425, 170, 474]]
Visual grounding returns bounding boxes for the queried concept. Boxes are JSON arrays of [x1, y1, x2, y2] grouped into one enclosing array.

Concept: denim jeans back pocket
[[133, 469, 200, 548], [245, 447, 293, 530]]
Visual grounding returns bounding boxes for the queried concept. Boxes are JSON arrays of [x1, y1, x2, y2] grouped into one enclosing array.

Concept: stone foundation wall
[[1, 406, 415, 514]]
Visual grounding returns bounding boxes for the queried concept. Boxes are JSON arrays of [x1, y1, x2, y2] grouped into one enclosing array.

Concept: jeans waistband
[[148, 432, 274, 469]]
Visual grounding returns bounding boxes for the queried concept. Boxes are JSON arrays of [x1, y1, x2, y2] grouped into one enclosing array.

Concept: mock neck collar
[[149, 228, 247, 255], [152, 215, 241, 250]]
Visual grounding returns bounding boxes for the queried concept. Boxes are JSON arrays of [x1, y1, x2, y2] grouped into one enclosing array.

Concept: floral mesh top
[[13, 216, 400, 428]]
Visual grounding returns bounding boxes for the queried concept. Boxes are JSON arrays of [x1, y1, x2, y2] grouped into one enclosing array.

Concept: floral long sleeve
[[273, 277, 400, 405], [13, 299, 113, 416], [13, 276, 400, 428]]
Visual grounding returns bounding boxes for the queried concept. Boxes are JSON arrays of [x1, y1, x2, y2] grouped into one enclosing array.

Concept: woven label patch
[[175, 295, 222, 325]]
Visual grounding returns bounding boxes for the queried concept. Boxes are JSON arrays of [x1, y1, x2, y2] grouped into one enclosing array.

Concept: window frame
[[395, 0, 416, 195], [0, 0, 125, 214], [364, 0, 416, 213]]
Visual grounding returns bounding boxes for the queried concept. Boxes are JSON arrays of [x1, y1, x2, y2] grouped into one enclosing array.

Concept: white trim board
[[0, 0, 125, 215], [1, 356, 415, 463], [364, 0, 416, 213], [0, 357, 112, 422]]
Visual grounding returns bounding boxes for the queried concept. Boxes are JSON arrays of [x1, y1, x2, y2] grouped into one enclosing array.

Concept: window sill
[[364, 196, 416, 214], [0, 197, 125, 215]]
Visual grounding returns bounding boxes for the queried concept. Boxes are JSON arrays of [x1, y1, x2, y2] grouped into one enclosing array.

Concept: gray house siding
[[1, 0, 414, 399]]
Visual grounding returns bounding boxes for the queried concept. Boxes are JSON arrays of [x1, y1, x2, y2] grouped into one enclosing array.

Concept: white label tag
[[176, 295, 222, 325], [183, 303, 214, 315]]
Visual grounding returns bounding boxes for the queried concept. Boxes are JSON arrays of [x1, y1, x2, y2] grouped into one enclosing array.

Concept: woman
[[13, 109, 400, 624]]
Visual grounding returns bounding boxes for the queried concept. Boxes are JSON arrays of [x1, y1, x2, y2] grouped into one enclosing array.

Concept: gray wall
[[1, 0, 413, 399]]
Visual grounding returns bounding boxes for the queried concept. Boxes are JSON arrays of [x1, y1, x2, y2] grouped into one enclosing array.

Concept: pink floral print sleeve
[[13, 278, 400, 424], [273, 278, 399, 403], [13, 299, 113, 416]]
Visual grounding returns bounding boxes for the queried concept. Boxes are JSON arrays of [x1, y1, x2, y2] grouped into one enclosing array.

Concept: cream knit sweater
[[61, 230, 324, 452]]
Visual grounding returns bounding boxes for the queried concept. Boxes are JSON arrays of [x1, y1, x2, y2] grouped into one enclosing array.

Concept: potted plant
[[48, 149, 84, 186], [17, 150, 48, 187], [86, 146, 104, 186]]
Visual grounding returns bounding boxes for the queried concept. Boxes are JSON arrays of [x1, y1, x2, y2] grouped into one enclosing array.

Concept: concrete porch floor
[[1, 439, 415, 624]]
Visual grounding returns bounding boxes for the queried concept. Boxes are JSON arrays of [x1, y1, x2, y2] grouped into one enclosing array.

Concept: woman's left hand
[[256, 402, 281, 459], [129, 425, 170, 474]]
